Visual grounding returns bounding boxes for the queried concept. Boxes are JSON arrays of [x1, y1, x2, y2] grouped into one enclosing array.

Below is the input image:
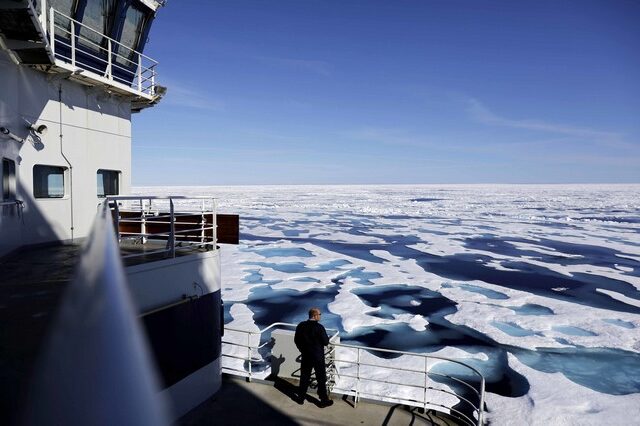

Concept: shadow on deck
[[178, 375, 459, 426]]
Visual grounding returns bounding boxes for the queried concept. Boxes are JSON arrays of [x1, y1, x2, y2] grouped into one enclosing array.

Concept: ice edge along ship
[[0, 0, 238, 423]]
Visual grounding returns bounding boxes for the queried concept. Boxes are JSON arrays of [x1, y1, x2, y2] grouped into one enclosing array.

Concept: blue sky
[[132, 0, 640, 185]]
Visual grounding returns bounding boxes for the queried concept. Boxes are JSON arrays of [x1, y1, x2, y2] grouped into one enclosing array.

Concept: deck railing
[[24, 202, 169, 425], [48, 8, 158, 97], [332, 343, 485, 426], [222, 323, 339, 381], [0, 200, 24, 207], [222, 323, 485, 425], [106, 196, 216, 260]]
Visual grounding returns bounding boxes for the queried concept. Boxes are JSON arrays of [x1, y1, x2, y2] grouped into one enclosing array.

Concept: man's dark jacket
[[294, 320, 329, 361]]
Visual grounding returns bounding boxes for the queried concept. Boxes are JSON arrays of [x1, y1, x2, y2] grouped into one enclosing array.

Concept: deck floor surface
[[178, 375, 459, 426]]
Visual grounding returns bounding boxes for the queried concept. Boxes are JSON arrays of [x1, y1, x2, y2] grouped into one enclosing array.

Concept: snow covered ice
[[135, 184, 640, 425]]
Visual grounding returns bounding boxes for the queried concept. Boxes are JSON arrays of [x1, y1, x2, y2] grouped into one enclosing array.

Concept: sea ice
[[136, 184, 640, 424]]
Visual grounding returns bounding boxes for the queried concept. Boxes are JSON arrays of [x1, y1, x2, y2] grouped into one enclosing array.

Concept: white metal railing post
[[137, 53, 142, 92], [141, 205, 147, 245], [478, 377, 485, 425], [70, 19, 75, 67], [355, 348, 361, 407], [151, 67, 156, 95], [423, 357, 428, 412], [49, 7, 55, 54], [107, 38, 112, 79], [200, 199, 205, 246], [212, 198, 217, 246], [247, 332, 252, 382], [40, 0, 47, 32], [169, 198, 175, 258]]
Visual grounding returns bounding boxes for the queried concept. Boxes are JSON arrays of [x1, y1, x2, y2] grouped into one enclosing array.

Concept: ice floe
[[136, 183, 640, 424]]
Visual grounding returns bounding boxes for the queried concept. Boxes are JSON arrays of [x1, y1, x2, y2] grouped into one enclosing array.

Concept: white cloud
[[253, 55, 333, 76], [161, 80, 225, 111], [465, 98, 623, 142]]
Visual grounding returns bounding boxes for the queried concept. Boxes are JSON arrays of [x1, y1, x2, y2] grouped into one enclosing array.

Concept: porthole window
[[33, 165, 66, 198]]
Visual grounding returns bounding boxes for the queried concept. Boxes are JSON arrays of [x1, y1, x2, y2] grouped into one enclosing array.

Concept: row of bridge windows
[[50, 0, 150, 64]]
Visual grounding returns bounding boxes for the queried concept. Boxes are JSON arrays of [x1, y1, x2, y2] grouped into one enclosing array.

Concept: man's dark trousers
[[298, 354, 328, 401]]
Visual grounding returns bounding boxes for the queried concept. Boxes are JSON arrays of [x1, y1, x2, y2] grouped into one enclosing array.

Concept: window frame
[[2, 158, 17, 201], [96, 168, 121, 198], [33, 164, 68, 199]]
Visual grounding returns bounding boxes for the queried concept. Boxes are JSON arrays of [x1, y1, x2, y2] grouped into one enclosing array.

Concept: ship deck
[[0, 241, 212, 425], [179, 375, 458, 426]]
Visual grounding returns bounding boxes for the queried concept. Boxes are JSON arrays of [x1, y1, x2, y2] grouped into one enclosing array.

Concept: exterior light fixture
[[30, 123, 48, 135], [0, 126, 24, 143]]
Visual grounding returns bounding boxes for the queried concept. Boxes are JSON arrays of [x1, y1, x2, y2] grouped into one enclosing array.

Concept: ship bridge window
[[33, 165, 66, 199], [78, 0, 117, 50], [2, 158, 16, 200], [116, 3, 146, 66], [97, 169, 120, 197]]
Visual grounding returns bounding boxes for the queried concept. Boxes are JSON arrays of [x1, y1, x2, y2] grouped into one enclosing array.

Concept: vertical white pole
[[200, 199, 205, 247], [479, 376, 485, 425], [137, 53, 142, 92], [151, 67, 156, 96], [70, 20, 75, 67], [169, 198, 175, 258], [107, 38, 112, 79], [49, 7, 55, 55], [424, 357, 428, 412], [40, 0, 47, 32], [212, 198, 217, 247], [247, 332, 252, 382], [140, 198, 147, 244], [355, 348, 360, 407]]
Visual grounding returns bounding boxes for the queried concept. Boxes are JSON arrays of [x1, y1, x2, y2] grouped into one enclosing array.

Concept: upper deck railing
[[47, 7, 158, 98], [106, 196, 217, 260], [222, 323, 485, 426]]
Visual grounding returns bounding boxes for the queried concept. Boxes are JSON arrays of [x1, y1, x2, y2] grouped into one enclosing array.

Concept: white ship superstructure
[[0, 0, 162, 253], [0, 1, 237, 424]]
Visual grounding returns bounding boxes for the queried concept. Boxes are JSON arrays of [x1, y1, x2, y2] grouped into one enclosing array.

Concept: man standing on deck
[[294, 307, 333, 407]]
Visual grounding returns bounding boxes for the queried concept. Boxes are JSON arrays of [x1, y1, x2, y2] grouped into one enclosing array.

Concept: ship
[[0, 2, 485, 425]]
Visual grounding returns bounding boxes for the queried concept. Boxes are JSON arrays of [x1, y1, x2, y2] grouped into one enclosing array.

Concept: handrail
[[48, 7, 158, 97], [335, 341, 485, 380], [105, 195, 217, 260], [0, 200, 24, 207], [110, 196, 215, 201], [23, 202, 169, 425], [139, 295, 199, 318], [221, 322, 485, 425]]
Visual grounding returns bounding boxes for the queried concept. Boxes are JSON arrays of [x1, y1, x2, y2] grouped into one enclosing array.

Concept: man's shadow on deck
[[271, 354, 328, 407]]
